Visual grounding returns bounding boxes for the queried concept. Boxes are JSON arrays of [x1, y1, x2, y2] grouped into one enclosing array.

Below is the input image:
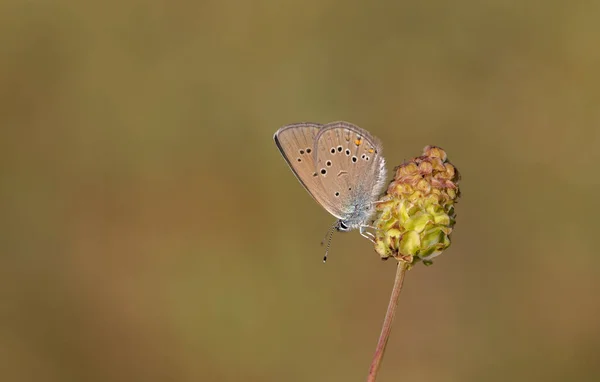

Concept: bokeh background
[[2, 1, 599, 381]]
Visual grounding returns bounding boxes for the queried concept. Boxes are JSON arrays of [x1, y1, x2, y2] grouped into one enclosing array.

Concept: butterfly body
[[274, 121, 387, 238]]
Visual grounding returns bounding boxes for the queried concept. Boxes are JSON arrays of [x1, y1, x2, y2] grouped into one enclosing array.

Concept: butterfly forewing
[[273, 123, 327, 205]]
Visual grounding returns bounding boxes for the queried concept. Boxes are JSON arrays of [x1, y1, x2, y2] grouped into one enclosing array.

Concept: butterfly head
[[336, 220, 350, 232]]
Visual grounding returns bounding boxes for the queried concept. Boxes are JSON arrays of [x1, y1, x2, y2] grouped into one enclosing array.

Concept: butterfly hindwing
[[314, 122, 387, 223]]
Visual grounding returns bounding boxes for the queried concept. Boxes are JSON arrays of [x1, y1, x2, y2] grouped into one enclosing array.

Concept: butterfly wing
[[312, 121, 387, 225], [274, 121, 387, 223], [273, 123, 334, 212]]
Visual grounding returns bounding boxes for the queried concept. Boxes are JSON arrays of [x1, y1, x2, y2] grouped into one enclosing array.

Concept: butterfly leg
[[370, 199, 389, 205], [359, 225, 376, 243]]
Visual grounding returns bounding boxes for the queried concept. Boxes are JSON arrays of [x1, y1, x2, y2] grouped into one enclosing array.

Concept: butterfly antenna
[[320, 221, 338, 263]]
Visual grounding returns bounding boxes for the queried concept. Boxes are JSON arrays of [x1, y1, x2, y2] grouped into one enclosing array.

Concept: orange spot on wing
[[354, 139, 362, 146]]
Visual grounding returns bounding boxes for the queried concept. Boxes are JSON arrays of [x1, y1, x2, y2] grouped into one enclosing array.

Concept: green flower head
[[374, 146, 460, 265]]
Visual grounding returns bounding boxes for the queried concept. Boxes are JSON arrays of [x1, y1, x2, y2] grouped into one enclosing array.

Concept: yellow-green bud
[[373, 146, 460, 265]]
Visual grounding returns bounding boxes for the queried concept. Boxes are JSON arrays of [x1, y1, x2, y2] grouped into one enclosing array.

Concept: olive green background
[[1, 1, 599, 381]]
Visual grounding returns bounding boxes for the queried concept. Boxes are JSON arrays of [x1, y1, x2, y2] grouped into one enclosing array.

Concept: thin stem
[[367, 261, 409, 382]]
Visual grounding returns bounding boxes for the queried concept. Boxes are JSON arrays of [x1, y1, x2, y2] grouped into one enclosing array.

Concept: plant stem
[[367, 261, 409, 382]]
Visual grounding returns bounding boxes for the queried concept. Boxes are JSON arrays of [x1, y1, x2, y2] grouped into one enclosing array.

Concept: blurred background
[[1, 1, 599, 381]]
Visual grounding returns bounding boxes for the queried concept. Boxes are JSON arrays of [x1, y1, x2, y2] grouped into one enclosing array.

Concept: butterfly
[[274, 121, 387, 261]]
